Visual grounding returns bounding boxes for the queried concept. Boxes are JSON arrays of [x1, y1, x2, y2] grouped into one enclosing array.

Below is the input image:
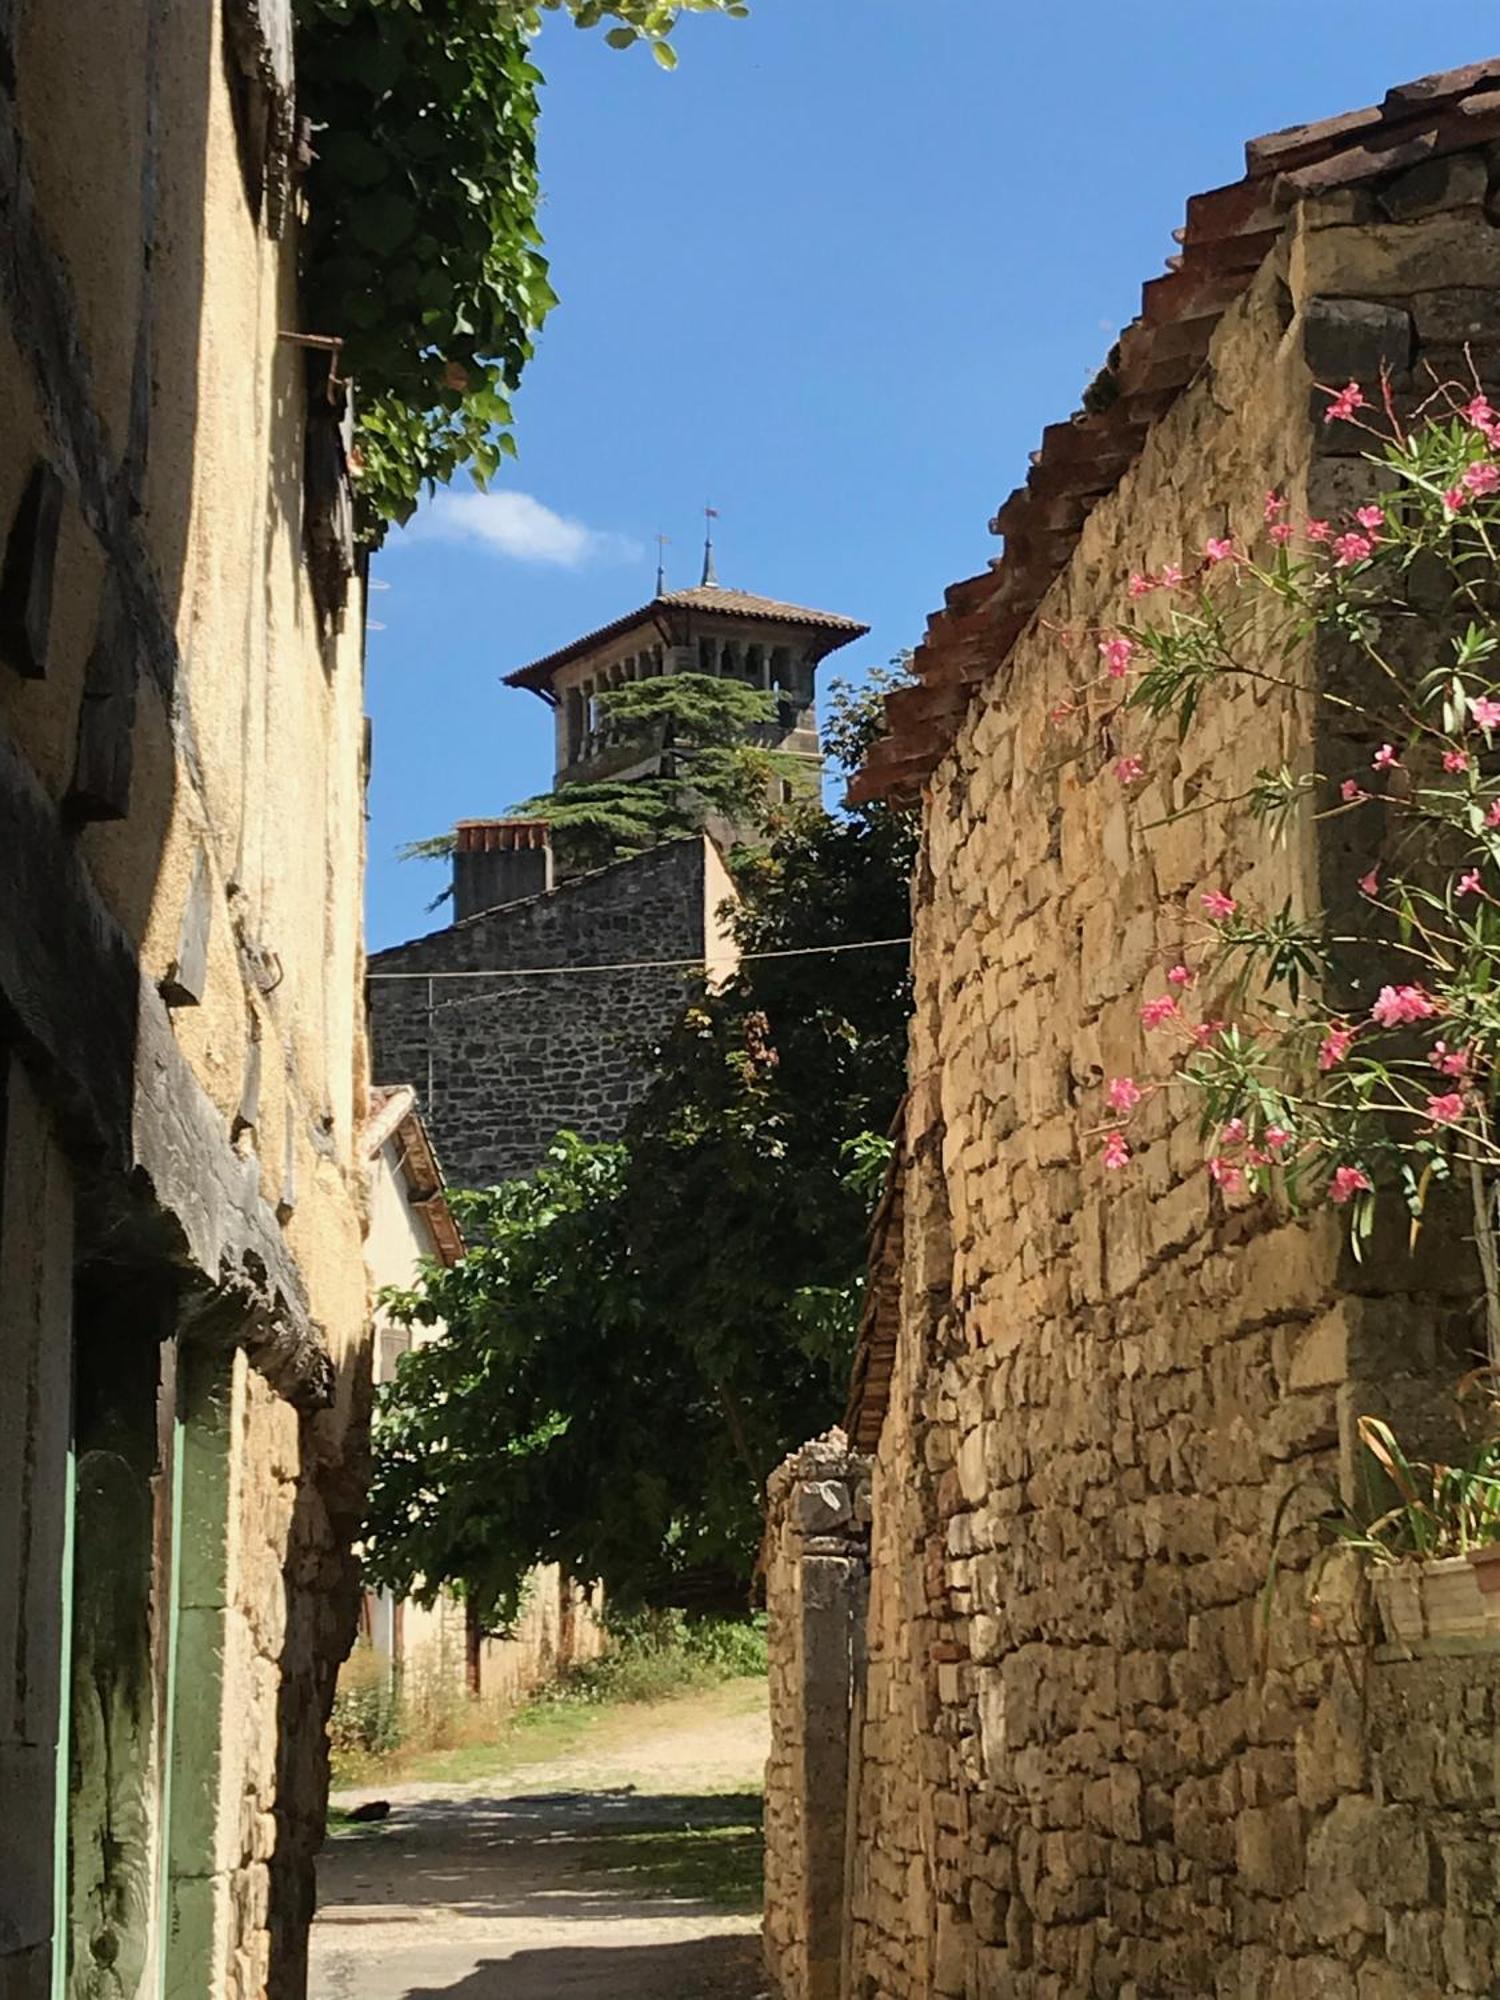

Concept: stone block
[[1377, 152, 1489, 222], [1236, 1800, 1305, 1897], [794, 1480, 852, 1534], [1301, 298, 1414, 384]]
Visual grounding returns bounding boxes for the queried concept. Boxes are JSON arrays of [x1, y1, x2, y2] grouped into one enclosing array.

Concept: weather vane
[[655, 530, 670, 596], [701, 502, 719, 588]]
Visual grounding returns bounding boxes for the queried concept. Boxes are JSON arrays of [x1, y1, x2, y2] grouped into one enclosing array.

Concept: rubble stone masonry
[[767, 138, 1500, 2000]]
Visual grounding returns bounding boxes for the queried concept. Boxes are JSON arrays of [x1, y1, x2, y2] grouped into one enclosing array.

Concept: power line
[[367, 934, 912, 984]]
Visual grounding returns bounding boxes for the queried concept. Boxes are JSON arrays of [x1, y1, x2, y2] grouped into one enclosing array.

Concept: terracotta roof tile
[[506, 585, 867, 693], [852, 57, 1500, 808]]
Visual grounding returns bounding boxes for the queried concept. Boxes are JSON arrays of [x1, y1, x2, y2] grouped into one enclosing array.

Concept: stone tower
[[369, 575, 867, 1189], [505, 581, 868, 800]]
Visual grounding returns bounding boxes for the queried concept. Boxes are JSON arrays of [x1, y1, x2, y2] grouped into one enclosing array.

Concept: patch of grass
[[575, 1817, 764, 1911]]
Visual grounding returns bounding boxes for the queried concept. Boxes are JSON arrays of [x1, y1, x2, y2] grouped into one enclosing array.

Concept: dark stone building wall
[[368, 837, 713, 1190]]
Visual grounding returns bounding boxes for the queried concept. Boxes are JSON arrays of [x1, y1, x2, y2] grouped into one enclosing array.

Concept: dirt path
[[309, 1681, 771, 2000]]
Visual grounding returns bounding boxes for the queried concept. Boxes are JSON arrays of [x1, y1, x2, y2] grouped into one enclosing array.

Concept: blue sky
[[364, 2, 1500, 949]]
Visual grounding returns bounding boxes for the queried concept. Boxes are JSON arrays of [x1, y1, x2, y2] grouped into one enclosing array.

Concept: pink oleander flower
[[1467, 395, 1497, 431], [1457, 869, 1483, 898], [1372, 744, 1399, 771], [1464, 461, 1500, 497], [1431, 1042, 1472, 1079], [1048, 702, 1075, 726], [1471, 696, 1500, 731], [1166, 963, 1193, 987], [1220, 1117, 1246, 1146], [1140, 996, 1179, 1030], [1201, 889, 1237, 918], [1444, 485, 1468, 514], [1128, 572, 1154, 598], [1207, 1155, 1242, 1193], [1323, 381, 1366, 424], [1269, 521, 1294, 546], [1340, 778, 1366, 804], [1329, 1164, 1373, 1204], [1370, 983, 1439, 1027], [1102, 1131, 1131, 1170], [1106, 1076, 1143, 1114], [1333, 531, 1374, 568], [1192, 1018, 1225, 1049], [1204, 536, 1235, 565], [1264, 490, 1286, 522], [1444, 748, 1471, 773], [1114, 755, 1145, 785], [1354, 505, 1385, 532], [1264, 1126, 1291, 1153], [1359, 868, 1379, 896], [1319, 1025, 1354, 1071], [1305, 519, 1332, 543], [1427, 1091, 1466, 1125], [1487, 798, 1500, 828], [1158, 563, 1184, 589], [1099, 635, 1135, 678]]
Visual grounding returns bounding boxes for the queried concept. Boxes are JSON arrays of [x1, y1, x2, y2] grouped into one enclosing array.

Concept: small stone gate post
[[763, 1432, 871, 2000]]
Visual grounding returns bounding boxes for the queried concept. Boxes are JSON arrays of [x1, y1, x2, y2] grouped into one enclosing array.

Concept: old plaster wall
[[0, 1, 370, 1994], [369, 836, 722, 1188], [809, 166, 1500, 2000]]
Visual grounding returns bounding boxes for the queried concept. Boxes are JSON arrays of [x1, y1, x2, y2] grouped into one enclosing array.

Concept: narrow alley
[[310, 1683, 770, 2000]]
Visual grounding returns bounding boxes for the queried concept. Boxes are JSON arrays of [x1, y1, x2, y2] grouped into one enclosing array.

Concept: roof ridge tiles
[[853, 55, 1500, 807]]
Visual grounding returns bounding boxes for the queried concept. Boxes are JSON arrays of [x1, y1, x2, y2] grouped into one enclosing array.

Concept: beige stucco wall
[[772, 174, 1500, 2000], [0, 2, 370, 1995]]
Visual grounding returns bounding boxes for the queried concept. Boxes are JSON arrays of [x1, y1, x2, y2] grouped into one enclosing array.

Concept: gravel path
[[309, 1683, 771, 2000]]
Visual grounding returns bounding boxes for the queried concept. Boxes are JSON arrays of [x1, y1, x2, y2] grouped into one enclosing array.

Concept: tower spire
[[654, 531, 670, 596], [700, 503, 719, 588]]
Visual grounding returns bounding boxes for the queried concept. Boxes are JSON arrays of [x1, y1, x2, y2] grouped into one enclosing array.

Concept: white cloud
[[416, 489, 641, 569]]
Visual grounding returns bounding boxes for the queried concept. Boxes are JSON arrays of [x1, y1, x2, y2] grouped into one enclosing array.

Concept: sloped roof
[[852, 58, 1500, 807], [361, 1083, 464, 1267], [505, 585, 868, 692]]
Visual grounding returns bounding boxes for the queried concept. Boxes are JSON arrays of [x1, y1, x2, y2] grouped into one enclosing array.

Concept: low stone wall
[[764, 1433, 871, 2000]]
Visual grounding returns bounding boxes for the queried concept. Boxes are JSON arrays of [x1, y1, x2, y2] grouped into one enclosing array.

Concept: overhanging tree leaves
[[293, 0, 746, 529], [363, 668, 918, 1619]]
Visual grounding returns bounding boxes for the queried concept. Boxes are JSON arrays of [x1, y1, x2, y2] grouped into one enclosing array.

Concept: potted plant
[[1339, 1413, 1500, 1649]]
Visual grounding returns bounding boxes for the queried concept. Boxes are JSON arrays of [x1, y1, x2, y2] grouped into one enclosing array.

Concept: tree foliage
[[364, 668, 918, 1620], [294, 0, 745, 529], [401, 673, 807, 888], [512, 672, 805, 874]]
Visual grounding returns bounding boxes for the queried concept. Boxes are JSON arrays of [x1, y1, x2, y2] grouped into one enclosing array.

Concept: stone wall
[[369, 836, 732, 1188], [768, 141, 1500, 2000], [0, 1, 371, 1992], [763, 1433, 871, 2000]]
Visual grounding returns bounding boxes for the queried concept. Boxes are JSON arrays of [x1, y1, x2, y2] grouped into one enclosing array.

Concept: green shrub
[[329, 1645, 404, 1756], [530, 1611, 767, 1709]]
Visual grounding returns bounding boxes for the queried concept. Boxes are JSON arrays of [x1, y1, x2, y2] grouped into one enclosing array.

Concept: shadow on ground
[[402, 1932, 767, 1998], [313, 1790, 767, 1999]]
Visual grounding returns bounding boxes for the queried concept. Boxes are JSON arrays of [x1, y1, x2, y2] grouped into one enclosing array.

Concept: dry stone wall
[[772, 159, 1500, 2000]]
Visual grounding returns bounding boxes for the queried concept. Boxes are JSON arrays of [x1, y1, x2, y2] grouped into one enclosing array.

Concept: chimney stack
[[451, 819, 553, 920]]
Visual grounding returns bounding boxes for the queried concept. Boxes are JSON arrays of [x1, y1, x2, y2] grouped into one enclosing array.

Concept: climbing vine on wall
[[293, 0, 747, 531]]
